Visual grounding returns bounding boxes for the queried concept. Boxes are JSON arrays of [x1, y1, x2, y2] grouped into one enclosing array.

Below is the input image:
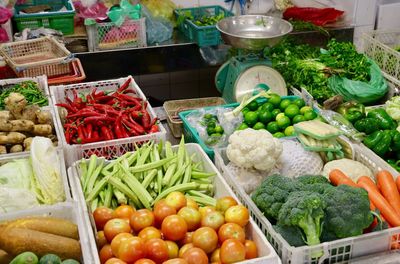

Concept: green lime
[[207, 121, 216, 128], [244, 111, 258, 126], [277, 116, 291, 129], [247, 100, 259, 111], [293, 98, 306, 108], [275, 113, 286, 121], [210, 133, 222, 137], [236, 123, 248, 130], [273, 132, 286, 138], [253, 122, 265, 130], [206, 127, 215, 135], [292, 115, 306, 124], [279, 99, 292, 111], [242, 107, 250, 114], [304, 110, 318, 121], [300, 106, 313, 115], [268, 93, 282, 106], [284, 126, 295, 136], [284, 104, 300, 119], [260, 102, 274, 112], [267, 121, 280, 134], [215, 125, 224, 134], [203, 113, 213, 119], [271, 109, 281, 119], [259, 111, 272, 124]]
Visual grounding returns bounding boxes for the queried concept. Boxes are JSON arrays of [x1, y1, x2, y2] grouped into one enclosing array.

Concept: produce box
[[214, 140, 400, 264], [164, 97, 226, 138], [50, 76, 166, 166], [67, 143, 282, 264], [362, 30, 400, 91], [13, 0, 75, 35], [46, 58, 86, 85], [0, 76, 49, 101], [0, 202, 96, 263], [174, 5, 234, 47]]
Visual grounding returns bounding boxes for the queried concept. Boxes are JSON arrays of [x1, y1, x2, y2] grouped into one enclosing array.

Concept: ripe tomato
[[138, 226, 162, 241], [186, 197, 199, 210], [154, 200, 177, 226], [216, 197, 238, 214], [97, 231, 107, 249], [94, 207, 114, 230], [118, 236, 146, 263], [163, 259, 188, 264], [181, 247, 208, 264], [178, 243, 194, 258], [200, 211, 224, 231], [134, 259, 156, 264], [161, 215, 187, 241], [210, 248, 221, 263], [105, 258, 127, 264], [220, 239, 246, 264], [179, 232, 194, 245], [165, 191, 187, 211], [192, 227, 218, 254], [130, 209, 155, 233], [99, 244, 114, 264], [165, 240, 179, 259], [244, 240, 258, 259], [111, 233, 133, 257], [198, 206, 216, 218], [104, 218, 132, 242], [178, 207, 201, 231], [224, 205, 249, 227], [145, 238, 169, 263], [218, 223, 245, 244], [113, 205, 135, 220]]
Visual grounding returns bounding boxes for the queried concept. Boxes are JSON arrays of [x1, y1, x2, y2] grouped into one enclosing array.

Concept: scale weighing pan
[[216, 15, 293, 50]]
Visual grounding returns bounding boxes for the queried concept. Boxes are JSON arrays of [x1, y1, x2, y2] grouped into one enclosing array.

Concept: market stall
[[2, 1, 400, 264]]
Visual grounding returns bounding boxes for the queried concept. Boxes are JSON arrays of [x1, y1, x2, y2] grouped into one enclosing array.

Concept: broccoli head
[[273, 225, 306, 247], [296, 175, 333, 194], [277, 191, 326, 248], [296, 175, 330, 185], [323, 185, 373, 238], [252, 175, 301, 220]]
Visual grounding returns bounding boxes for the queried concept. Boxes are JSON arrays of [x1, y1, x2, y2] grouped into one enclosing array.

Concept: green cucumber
[[62, 260, 80, 264], [10, 252, 39, 264], [39, 254, 61, 264]]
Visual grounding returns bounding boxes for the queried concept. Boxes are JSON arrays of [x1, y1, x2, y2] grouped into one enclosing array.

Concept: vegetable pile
[[0, 137, 65, 213], [201, 113, 225, 146], [57, 78, 159, 145], [79, 137, 215, 212], [0, 92, 55, 154], [177, 11, 226, 27], [0, 81, 48, 109], [93, 193, 258, 264], [0, 216, 82, 262]]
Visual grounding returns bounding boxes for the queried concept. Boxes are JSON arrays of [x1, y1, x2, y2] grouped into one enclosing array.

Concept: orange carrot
[[357, 176, 380, 193], [396, 175, 400, 193], [329, 169, 358, 188], [377, 170, 400, 217], [358, 180, 400, 227]]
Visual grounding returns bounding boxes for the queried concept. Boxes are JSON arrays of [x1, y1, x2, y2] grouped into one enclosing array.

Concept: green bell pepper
[[391, 130, 400, 151], [354, 118, 380, 134], [367, 108, 397, 130], [336, 102, 366, 123], [372, 130, 392, 157], [363, 130, 384, 149]]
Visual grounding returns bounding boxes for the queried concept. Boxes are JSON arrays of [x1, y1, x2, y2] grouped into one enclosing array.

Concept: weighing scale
[[214, 15, 293, 103]]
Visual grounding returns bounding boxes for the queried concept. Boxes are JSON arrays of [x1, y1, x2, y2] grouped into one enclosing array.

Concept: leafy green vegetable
[[289, 19, 330, 36], [177, 10, 225, 27], [0, 81, 48, 109]]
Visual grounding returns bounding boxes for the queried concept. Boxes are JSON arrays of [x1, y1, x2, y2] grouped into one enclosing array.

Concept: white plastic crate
[[214, 141, 400, 264], [50, 76, 166, 166], [362, 30, 400, 92], [86, 18, 147, 52], [67, 143, 281, 264], [0, 202, 96, 263], [0, 75, 49, 100]]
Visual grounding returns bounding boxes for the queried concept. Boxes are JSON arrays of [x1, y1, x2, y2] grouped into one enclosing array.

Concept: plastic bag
[[328, 59, 388, 104], [141, 0, 176, 24], [142, 6, 172, 45], [73, 0, 108, 21]]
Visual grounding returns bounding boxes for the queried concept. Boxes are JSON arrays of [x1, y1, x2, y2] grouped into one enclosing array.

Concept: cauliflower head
[[226, 128, 282, 171]]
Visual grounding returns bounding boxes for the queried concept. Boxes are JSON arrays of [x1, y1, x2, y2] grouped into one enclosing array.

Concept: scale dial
[[234, 65, 287, 102]]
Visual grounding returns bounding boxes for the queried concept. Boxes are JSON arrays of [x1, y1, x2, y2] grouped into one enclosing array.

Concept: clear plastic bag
[[142, 6, 172, 45], [141, 0, 176, 24]]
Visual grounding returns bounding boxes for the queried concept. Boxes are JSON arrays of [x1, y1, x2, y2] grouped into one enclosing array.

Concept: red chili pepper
[[149, 125, 159, 133], [67, 110, 99, 119], [101, 126, 114, 140], [86, 124, 93, 139], [123, 118, 145, 135], [141, 110, 151, 130], [72, 89, 78, 100], [77, 125, 86, 144], [96, 95, 114, 103], [94, 90, 105, 98], [121, 88, 136, 94], [84, 116, 115, 123], [131, 104, 142, 111], [117, 78, 132, 93], [92, 104, 120, 115], [114, 93, 142, 105], [130, 110, 143, 120], [115, 116, 125, 139], [56, 103, 77, 113]]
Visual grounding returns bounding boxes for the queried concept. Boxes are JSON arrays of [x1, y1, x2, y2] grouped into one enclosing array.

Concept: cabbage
[[0, 159, 32, 189], [386, 96, 400, 121], [30, 137, 65, 204], [0, 186, 39, 213]]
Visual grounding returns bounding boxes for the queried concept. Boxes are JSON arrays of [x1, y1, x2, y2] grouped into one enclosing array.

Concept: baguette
[[2, 217, 79, 240], [0, 227, 81, 260]]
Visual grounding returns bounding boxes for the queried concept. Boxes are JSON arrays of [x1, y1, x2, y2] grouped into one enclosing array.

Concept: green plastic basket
[[179, 96, 299, 160], [13, 0, 75, 35], [174, 5, 234, 47]]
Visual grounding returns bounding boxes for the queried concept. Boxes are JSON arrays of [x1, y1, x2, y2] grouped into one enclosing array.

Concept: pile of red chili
[[56, 78, 159, 144]]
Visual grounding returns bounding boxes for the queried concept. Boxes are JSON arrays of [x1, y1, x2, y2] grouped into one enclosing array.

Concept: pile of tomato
[[93, 191, 258, 264]]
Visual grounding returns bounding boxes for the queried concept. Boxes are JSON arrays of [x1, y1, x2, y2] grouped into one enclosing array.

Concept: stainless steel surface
[[216, 15, 293, 50]]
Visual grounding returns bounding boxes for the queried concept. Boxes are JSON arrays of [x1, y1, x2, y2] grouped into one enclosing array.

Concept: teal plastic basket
[[179, 96, 299, 160], [13, 0, 75, 35], [174, 5, 234, 47]]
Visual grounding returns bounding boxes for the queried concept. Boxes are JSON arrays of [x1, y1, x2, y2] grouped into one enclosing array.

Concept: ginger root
[[5, 93, 27, 120], [0, 132, 26, 144], [23, 137, 33, 151], [33, 124, 52, 136], [0, 120, 35, 132], [10, 144, 23, 153], [0, 111, 11, 121], [36, 110, 52, 124]]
